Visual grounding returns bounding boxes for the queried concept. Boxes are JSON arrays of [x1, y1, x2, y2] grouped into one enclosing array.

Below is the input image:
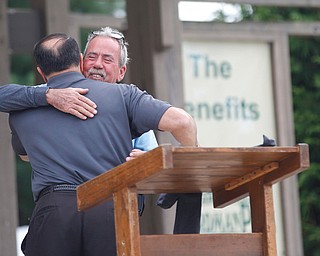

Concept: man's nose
[[93, 57, 103, 68]]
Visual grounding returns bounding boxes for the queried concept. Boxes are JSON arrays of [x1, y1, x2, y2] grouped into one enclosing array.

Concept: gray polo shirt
[[0, 84, 48, 112], [9, 72, 171, 200]]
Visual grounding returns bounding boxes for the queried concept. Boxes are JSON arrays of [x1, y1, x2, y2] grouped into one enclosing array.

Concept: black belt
[[37, 184, 78, 201]]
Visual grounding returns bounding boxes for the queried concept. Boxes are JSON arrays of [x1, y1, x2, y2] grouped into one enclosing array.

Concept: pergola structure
[[1, 1, 320, 255]]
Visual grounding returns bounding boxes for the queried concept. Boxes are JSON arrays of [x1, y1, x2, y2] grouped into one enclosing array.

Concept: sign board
[[182, 39, 285, 252], [183, 41, 276, 147]]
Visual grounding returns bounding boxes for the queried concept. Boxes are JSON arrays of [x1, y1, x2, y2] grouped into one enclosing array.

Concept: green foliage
[[16, 157, 34, 225], [290, 36, 320, 255], [8, 0, 30, 8], [8, 0, 125, 13], [243, 6, 320, 255], [80, 28, 93, 52], [299, 163, 320, 256], [242, 6, 320, 21], [70, 0, 125, 15], [10, 54, 35, 85]]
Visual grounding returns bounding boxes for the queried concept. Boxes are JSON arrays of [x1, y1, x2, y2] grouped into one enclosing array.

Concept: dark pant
[[157, 193, 202, 234], [173, 193, 202, 234], [22, 189, 116, 256]]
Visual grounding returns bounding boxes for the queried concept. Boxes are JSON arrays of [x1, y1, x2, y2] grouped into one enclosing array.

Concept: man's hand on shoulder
[[46, 88, 97, 120]]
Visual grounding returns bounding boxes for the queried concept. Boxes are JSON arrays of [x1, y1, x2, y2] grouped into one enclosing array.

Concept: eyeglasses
[[110, 30, 125, 40], [89, 29, 125, 41]]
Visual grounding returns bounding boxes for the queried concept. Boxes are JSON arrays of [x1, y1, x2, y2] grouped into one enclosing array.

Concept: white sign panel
[[182, 40, 278, 234]]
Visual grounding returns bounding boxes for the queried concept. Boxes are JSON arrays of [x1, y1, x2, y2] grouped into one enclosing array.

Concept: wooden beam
[[69, 13, 126, 30], [31, 0, 69, 34], [114, 187, 141, 256], [126, 0, 184, 107], [140, 233, 263, 256], [183, 21, 320, 37], [8, 9, 42, 54], [44, 0, 69, 33], [225, 162, 279, 190], [213, 144, 309, 208], [181, 0, 320, 8], [77, 145, 173, 211], [68, 13, 127, 44], [249, 181, 276, 256], [0, 2, 10, 83], [0, 2, 18, 256]]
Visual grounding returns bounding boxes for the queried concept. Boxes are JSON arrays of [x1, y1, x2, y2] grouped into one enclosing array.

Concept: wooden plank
[[69, 13, 126, 30], [210, 144, 309, 208], [140, 233, 263, 256], [78, 144, 309, 210], [264, 143, 309, 184], [77, 145, 173, 211], [181, 0, 320, 8], [214, 183, 250, 209], [249, 182, 276, 256], [127, 0, 184, 108], [225, 162, 279, 190], [114, 187, 141, 256], [43, 0, 69, 34], [136, 145, 307, 194], [0, 3, 10, 83], [183, 22, 320, 39]]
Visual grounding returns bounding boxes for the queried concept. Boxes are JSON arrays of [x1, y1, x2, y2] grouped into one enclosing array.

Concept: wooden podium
[[77, 144, 309, 256]]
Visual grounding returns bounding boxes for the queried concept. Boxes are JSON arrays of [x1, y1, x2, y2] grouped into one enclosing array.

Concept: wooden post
[[0, 2, 18, 255], [114, 187, 141, 256], [31, 0, 70, 84], [0, 114, 17, 256], [250, 180, 277, 255], [126, 0, 184, 107], [126, 0, 184, 234], [31, 0, 69, 34]]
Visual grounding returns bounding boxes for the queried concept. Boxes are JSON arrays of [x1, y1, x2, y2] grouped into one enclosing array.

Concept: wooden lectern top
[[76, 144, 309, 256], [77, 144, 309, 211]]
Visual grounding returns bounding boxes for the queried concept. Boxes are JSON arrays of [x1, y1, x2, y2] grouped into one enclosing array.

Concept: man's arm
[[158, 107, 198, 146], [0, 84, 48, 112], [0, 84, 97, 119], [10, 124, 29, 162], [157, 107, 201, 235]]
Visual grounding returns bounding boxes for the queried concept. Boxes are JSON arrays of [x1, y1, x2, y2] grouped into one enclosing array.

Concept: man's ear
[[117, 65, 127, 82], [80, 53, 84, 74], [36, 67, 47, 83]]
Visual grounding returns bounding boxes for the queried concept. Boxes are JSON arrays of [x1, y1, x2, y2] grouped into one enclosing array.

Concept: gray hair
[[84, 26, 130, 67]]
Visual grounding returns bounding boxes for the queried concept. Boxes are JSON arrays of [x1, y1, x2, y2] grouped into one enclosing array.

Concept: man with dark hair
[[1, 26, 202, 236], [8, 33, 198, 256]]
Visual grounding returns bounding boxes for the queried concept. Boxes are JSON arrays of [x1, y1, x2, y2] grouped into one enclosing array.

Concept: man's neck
[[46, 66, 81, 80]]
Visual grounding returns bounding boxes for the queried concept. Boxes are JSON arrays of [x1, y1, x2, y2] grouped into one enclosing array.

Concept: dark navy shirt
[[9, 72, 171, 200]]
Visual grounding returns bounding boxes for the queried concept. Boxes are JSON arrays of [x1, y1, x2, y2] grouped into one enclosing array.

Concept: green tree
[[291, 36, 320, 256], [70, 0, 125, 14]]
